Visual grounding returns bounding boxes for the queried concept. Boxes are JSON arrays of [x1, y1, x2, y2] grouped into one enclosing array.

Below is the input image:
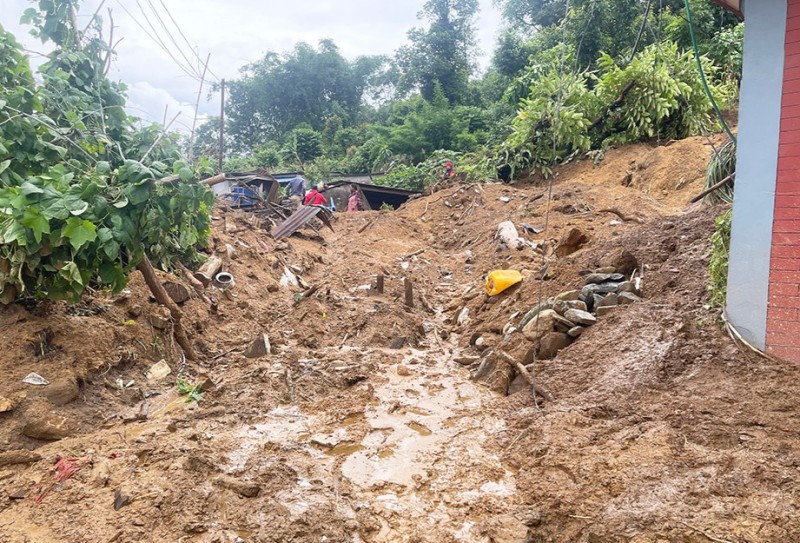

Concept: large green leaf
[[62, 217, 97, 251], [20, 208, 50, 243]]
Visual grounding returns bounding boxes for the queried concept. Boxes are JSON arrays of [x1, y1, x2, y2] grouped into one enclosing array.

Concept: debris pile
[[470, 248, 644, 395]]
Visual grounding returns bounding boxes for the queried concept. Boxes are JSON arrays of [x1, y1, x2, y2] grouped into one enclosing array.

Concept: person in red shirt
[[303, 184, 329, 206]]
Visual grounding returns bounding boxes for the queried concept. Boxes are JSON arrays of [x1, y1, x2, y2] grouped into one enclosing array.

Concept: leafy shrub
[[704, 139, 736, 204], [0, 12, 212, 304], [504, 41, 736, 179], [708, 209, 732, 308]]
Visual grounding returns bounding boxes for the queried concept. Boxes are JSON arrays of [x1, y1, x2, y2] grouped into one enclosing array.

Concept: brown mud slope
[[1, 134, 800, 543]]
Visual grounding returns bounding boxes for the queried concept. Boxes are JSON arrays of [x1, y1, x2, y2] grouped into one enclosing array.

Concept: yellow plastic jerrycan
[[485, 269, 523, 296]]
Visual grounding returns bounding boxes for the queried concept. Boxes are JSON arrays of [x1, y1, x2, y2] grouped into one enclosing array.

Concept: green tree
[[396, 0, 479, 104], [226, 40, 383, 152], [0, 3, 213, 304]]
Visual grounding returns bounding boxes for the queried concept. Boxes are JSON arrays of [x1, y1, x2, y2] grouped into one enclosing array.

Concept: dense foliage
[[195, 0, 741, 191], [0, 2, 213, 304]]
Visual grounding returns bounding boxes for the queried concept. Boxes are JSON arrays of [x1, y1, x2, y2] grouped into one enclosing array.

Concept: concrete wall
[[727, 0, 787, 348]]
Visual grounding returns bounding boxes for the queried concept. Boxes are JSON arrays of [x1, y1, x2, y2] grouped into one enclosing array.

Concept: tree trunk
[[137, 255, 197, 361]]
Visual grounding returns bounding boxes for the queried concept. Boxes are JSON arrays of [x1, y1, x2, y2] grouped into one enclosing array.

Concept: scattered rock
[[599, 248, 638, 275], [457, 307, 470, 326], [244, 333, 271, 358], [567, 326, 586, 338], [555, 227, 590, 257], [397, 365, 412, 377], [596, 293, 618, 309], [519, 301, 554, 328], [554, 290, 579, 302], [22, 373, 49, 386], [497, 221, 521, 250], [163, 281, 191, 304], [617, 281, 642, 296], [146, 360, 172, 381], [454, 356, 480, 366], [0, 396, 14, 413], [9, 489, 27, 500], [584, 273, 625, 285], [90, 459, 112, 487], [569, 300, 588, 312], [0, 450, 42, 467], [522, 310, 575, 341], [215, 475, 260, 498], [265, 280, 280, 293], [619, 292, 643, 305], [22, 412, 73, 440], [472, 357, 514, 395], [564, 308, 597, 326], [36, 377, 80, 406], [464, 250, 475, 263], [553, 300, 588, 315], [114, 488, 133, 510], [127, 304, 142, 318], [538, 332, 572, 359], [596, 305, 617, 317], [148, 310, 170, 330], [388, 337, 406, 349], [581, 282, 621, 299]]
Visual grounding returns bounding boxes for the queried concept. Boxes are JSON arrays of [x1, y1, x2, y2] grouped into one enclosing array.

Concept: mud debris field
[[2, 135, 800, 543]]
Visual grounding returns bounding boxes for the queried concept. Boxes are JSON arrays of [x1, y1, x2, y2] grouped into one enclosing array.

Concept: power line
[[133, 0, 201, 79], [144, 0, 218, 83], [157, 0, 220, 82], [114, 0, 202, 82]]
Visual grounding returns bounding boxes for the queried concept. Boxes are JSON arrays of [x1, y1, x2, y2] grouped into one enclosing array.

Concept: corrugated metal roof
[[271, 206, 334, 239], [711, 0, 742, 18]]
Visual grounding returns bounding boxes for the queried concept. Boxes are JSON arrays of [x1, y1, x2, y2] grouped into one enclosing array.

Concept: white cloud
[[1, 0, 504, 132]]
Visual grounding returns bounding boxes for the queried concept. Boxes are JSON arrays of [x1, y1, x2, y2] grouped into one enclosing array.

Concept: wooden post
[[376, 274, 384, 294], [219, 78, 225, 172], [404, 277, 414, 308], [137, 255, 197, 361], [194, 256, 223, 287]]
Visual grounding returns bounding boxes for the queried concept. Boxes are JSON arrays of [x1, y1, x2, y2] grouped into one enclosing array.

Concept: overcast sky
[[1, 0, 503, 134]]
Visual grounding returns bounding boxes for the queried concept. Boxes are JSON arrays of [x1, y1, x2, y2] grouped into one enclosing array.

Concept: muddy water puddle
[[219, 347, 518, 541]]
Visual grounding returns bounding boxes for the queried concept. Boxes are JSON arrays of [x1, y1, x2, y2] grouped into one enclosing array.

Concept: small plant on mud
[[177, 379, 202, 403], [708, 209, 732, 308]]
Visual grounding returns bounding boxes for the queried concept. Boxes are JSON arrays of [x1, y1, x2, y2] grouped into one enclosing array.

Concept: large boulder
[[599, 248, 638, 275], [22, 412, 73, 441], [555, 228, 590, 257], [538, 332, 572, 359], [564, 308, 597, 326], [522, 309, 575, 341]]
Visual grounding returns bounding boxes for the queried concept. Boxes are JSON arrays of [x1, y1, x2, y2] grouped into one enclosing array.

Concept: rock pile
[[468, 248, 644, 395], [518, 250, 642, 360]]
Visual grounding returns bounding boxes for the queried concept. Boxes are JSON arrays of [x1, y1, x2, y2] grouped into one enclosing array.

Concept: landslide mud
[[2, 133, 800, 542]]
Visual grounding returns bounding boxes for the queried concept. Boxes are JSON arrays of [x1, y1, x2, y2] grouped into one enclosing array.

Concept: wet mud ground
[[2, 134, 800, 542]]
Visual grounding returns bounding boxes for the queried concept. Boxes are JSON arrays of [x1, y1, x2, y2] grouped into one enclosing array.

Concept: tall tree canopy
[[226, 40, 382, 152], [397, 0, 479, 104]]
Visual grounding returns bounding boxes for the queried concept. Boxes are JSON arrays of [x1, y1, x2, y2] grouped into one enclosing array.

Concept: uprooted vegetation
[[2, 133, 800, 543]]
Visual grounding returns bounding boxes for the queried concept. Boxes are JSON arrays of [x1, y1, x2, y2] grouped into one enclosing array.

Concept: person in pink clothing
[[347, 185, 364, 212]]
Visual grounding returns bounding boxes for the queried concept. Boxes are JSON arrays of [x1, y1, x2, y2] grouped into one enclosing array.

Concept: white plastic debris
[[22, 373, 49, 386]]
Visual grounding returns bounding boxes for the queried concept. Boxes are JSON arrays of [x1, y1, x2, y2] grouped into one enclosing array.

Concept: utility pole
[[219, 78, 225, 172]]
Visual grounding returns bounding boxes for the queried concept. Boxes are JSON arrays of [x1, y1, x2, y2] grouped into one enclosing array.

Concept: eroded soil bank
[[1, 134, 800, 542]]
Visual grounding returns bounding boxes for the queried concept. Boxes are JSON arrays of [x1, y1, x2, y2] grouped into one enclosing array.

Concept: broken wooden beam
[[194, 256, 223, 287], [376, 274, 384, 294], [404, 277, 414, 308]]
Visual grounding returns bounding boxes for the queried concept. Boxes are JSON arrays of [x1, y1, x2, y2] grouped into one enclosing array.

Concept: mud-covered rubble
[[4, 132, 800, 542]]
